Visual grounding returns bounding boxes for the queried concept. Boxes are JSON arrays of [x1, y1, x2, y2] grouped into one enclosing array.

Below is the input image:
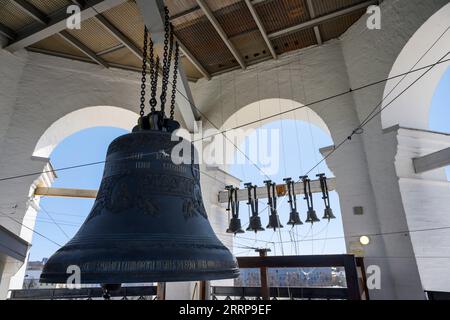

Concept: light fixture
[[360, 236, 370, 246]]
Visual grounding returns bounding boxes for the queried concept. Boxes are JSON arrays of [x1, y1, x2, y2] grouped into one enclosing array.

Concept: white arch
[[33, 106, 138, 158], [209, 98, 332, 174], [381, 3, 450, 130]]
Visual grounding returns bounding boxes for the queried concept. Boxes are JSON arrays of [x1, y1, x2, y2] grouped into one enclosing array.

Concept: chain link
[[139, 26, 148, 117], [152, 56, 160, 108], [170, 42, 180, 120], [160, 6, 173, 118], [148, 37, 157, 112]]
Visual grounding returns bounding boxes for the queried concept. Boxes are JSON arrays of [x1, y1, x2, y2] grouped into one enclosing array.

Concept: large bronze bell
[[41, 120, 239, 284]]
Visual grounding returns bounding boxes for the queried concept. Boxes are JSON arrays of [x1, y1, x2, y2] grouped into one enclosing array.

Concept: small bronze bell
[[226, 186, 245, 234], [227, 218, 245, 234], [245, 183, 265, 233], [265, 181, 283, 231], [317, 174, 336, 221], [284, 178, 303, 226], [323, 207, 336, 221], [301, 176, 320, 224], [306, 209, 320, 224]]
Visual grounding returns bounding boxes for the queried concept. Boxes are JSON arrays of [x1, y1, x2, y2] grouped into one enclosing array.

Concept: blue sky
[[28, 67, 450, 261]]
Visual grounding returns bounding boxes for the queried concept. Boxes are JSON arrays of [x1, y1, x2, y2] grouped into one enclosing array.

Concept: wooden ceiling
[[0, 0, 378, 81]]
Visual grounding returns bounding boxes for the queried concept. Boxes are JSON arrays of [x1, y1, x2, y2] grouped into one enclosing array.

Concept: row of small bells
[[40, 7, 239, 296], [226, 174, 335, 234]]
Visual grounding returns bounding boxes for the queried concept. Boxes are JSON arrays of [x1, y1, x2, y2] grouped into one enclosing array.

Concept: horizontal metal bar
[[212, 286, 349, 299], [218, 178, 336, 203], [9, 286, 157, 300], [236, 254, 356, 269], [413, 147, 450, 174]]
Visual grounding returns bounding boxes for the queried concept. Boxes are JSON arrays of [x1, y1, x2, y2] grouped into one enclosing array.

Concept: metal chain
[[151, 56, 160, 110], [139, 26, 148, 117], [160, 6, 172, 117], [148, 37, 157, 112], [170, 42, 180, 120]]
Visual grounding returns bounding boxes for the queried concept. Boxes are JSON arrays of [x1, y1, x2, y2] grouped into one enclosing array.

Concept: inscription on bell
[[163, 162, 187, 174]]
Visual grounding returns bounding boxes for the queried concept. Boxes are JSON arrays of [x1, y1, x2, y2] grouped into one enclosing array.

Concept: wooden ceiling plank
[[59, 30, 110, 67], [244, 0, 277, 59], [10, 0, 48, 25], [195, 0, 246, 69], [306, 0, 323, 45], [3, 0, 128, 52], [268, 0, 378, 39]]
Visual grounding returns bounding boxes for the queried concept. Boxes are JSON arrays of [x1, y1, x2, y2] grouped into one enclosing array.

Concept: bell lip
[[226, 228, 245, 234], [246, 226, 265, 232], [40, 269, 240, 285], [323, 208, 336, 220]]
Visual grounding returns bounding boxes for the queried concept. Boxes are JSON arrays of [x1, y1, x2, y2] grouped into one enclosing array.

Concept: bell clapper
[[101, 284, 122, 300]]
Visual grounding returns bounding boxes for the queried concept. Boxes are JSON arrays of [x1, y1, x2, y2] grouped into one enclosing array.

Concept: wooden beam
[[170, 0, 272, 23], [4, 0, 128, 52], [34, 187, 98, 199], [0, 23, 16, 40], [244, 0, 277, 59], [176, 37, 211, 80], [10, 0, 48, 25], [195, 0, 246, 69], [413, 147, 450, 174], [237, 254, 356, 268], [305, 0, 323, 45], [218, 178, 336, 203], [93, 14, 142, 60], [59, 31, 109, 67], [268, 0, 378, 39]]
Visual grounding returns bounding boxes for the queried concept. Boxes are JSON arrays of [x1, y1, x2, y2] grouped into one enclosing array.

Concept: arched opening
[[14, 106, 137, 290], [381, 3, 450, 130], [217, 99, 344, 249], [213, 98, 346, 288], [33, 106, 138, 158]]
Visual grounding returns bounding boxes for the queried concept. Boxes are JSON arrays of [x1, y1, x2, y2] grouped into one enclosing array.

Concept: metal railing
[[9, 286, 157, 300]]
